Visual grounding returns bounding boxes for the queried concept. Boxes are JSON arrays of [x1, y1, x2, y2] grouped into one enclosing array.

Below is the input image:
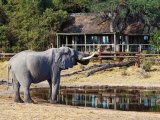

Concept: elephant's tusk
[[82, 52, 96, 60]]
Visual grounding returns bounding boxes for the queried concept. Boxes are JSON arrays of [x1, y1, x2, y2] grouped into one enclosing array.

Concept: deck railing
[[0, 53, 16, 59], [62, 44, 151, 53]]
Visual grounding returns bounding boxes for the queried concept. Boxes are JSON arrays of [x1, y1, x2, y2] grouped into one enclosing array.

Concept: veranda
[[56, 32, 150, 54]]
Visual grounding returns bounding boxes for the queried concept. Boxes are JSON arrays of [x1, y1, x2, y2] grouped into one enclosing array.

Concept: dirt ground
[[0, 86, 160, 120], [1, 61, 160, 120]]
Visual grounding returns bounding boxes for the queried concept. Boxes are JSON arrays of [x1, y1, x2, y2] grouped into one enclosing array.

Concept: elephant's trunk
[[82, 52, 96, 60]]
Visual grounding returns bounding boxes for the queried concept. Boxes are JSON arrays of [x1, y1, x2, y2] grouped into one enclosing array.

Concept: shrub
[[142, 60, 152, 71]]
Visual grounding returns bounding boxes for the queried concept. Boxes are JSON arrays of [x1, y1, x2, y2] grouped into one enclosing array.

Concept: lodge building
[[56, 13, 150, 53]]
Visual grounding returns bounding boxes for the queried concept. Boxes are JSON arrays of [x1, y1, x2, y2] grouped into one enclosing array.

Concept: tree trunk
[[85, 61, 135, 77], [61, 64, 104, 77]]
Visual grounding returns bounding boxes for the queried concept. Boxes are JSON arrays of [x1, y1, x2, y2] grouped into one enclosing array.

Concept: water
[[58, 93, 159, 111], [30, 86, 160, 112]]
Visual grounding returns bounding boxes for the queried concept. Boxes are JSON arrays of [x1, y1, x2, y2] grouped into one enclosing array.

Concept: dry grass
[[1, 61, 160, 87], [0, 61, 7, 80], [61, 65, 160, 87]]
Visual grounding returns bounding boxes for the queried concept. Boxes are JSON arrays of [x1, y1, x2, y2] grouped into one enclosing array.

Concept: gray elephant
[[8, 47, 95, 103]]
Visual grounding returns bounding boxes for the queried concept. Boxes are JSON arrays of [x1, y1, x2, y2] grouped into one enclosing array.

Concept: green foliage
[[0, 0, 68, 52], [0, 0, 159, 52], [0, 25, 7, 51], [127, 0, 160, 23], [53, 0, 90, 12], [89, 0, 119, 12], [150, 30, 160, 53], [90, 0, 160, 25]]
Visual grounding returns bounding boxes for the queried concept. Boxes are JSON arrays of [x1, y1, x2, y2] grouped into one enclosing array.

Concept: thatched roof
[[61, 13, 150, 35], [62, 13, 111, 34], [123, 22, 145, 35]]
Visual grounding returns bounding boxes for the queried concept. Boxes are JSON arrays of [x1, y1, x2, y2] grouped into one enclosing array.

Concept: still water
[[58, 93, 159, 111], [31, 86, 160, 111]]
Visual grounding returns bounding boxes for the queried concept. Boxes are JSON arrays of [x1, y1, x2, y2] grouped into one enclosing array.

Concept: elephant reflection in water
[[8, 47, 95, 103]]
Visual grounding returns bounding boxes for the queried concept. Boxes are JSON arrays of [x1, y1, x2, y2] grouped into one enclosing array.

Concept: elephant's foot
[[50, 99, 57, 104], [14, 97, 24, 103], [24, 98, 34, 104]]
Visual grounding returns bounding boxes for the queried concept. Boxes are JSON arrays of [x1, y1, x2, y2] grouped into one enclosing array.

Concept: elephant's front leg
[[50, 67, 61, 104], [50, 81, 60, 104], [47, 79, 52, 101]]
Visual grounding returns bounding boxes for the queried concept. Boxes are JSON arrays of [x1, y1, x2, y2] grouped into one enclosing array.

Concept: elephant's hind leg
[[13, 80, 23, 103], [23, 83, 34, 103], [24, 87, 34, 103]]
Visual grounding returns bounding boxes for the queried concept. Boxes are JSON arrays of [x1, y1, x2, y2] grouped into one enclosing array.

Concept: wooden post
[[139, 45, 142, 52], [139, 96, 142, 104], [114, 89, 117, 110], [127, 45, 129, 52], [84, 34, 87, 52], [75, 36, 77, 50], [57, 34, 59, 48], [72, 36, 74, 49], [114, 33, 116, 59], [122, 44, 124, 52], [114, 96, 117, 110], [125, 36, 129, 52], [126, 97, 129, 110], [66, 91, 68, 105], [62, 92, 64, 103], [137, 55, 140, 67], [93, 43, 95, 52], [66, 35, 68, 47], [85, 90, 87, 107], [114, 33, 116, 52]]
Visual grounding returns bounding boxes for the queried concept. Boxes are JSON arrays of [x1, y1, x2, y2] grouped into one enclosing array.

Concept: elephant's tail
[[7, 64, 11, 90]]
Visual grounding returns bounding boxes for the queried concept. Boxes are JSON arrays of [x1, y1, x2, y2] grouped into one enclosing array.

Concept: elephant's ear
[[55, 47, 74, 69]]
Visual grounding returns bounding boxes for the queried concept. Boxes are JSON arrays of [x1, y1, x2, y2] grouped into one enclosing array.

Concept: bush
[[142, 60, 152, 71]]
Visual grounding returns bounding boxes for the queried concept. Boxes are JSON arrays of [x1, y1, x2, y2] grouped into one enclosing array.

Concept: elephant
[[8, 47, 95, 103]]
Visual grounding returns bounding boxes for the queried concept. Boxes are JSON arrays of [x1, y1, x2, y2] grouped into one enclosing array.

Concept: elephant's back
[[9, 50, 33, 64]]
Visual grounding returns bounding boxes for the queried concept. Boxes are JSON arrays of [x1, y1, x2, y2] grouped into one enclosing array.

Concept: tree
[[0, 0, 159, 52], [89, 0, 160, 33], [53, 0, 90, 12], [0, 0, 68, 52], [150, 30, 160, 53]]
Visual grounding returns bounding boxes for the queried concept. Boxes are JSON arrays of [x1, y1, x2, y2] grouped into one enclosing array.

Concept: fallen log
[[61, 64, 104, 77], [85, 61, 135, 77]]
